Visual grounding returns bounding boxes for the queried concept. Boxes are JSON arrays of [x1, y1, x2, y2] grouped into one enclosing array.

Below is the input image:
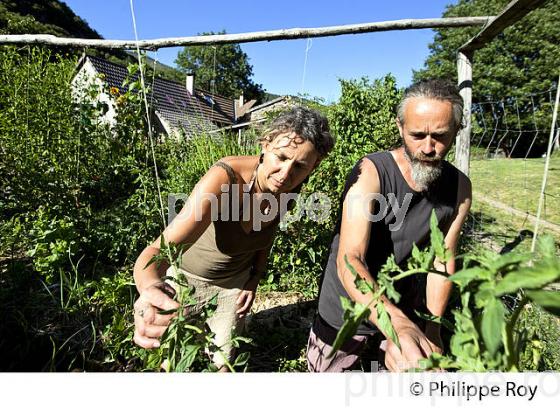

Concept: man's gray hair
[[397, 79, 464, 130], [260, 106, 334, 158]]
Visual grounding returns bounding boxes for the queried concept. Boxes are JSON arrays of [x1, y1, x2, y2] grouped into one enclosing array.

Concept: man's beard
[[403, 144, 445, 192]]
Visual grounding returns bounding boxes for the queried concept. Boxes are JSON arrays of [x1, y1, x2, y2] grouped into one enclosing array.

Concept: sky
[[62, 0, 456, 103]]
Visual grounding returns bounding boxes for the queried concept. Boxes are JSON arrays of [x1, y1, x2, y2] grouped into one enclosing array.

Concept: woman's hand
[[133, 282, 180, 349], [235, 276, 260, 319]]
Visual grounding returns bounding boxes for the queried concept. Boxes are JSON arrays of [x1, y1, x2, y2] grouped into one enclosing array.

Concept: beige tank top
[[180, 159, 278, 280]]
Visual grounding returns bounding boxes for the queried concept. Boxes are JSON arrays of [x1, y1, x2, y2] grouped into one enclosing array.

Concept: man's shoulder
[[353, 151, 391, 172], [442, 160, 472, 186], [351, 151, 393, 176], [361, 150, 390, 163]]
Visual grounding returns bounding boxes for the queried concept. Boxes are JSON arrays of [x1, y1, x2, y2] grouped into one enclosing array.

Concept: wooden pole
[[456, 50, 473, 176], [531, 74, 560, 252], [0, 17, 492, 50], [460, 0, 548, 52]]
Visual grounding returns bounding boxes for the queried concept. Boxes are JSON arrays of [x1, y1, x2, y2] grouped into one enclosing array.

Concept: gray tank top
[[318, 151, 460, 334]]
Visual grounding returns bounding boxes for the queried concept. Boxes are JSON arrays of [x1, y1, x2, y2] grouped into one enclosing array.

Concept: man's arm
[[425, 173, 472, 343], [337, 158, 435, 370]]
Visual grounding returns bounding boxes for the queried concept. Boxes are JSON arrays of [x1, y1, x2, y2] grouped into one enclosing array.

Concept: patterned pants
[[166, 266, 251, 368]]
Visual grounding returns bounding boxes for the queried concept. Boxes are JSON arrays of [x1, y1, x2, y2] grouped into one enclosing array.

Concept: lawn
[[470, 156, 560, 226]]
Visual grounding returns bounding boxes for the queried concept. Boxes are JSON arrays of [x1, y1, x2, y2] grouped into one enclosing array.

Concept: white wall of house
[[71, 59, 118, 128]]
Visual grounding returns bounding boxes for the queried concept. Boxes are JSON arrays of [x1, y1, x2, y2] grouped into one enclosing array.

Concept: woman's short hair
[[260, 106, 334, 158]]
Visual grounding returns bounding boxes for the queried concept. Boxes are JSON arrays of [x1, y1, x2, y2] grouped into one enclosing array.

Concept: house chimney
[[235, 93, 245, 121], [186, 72, 195, 95]]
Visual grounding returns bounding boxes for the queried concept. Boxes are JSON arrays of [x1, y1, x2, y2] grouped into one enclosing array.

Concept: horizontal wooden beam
[[0, 17, 493, 50], [460, 0, 548, 52]]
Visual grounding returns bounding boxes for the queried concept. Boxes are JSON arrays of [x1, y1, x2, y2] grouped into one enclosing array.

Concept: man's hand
[[424, 322, 444, 353], [133, 282, 180, 349], [235, 276, 260, 318], [384, 319, 441, 372]]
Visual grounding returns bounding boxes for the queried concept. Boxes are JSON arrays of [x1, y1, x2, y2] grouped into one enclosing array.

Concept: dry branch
[[0, 17, 493, 50]]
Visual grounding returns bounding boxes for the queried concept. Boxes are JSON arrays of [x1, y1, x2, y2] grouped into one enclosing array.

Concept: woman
[[132, 106, 334, 369]]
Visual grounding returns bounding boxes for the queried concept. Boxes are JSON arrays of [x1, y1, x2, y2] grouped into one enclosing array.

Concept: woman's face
[[259, 131, 320, 194]]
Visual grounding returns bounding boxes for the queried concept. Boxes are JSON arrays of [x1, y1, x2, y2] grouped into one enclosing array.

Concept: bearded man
[[307, 79, 472, 372]]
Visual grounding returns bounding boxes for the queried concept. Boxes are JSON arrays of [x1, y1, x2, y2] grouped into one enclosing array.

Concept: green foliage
[[428, 235, 560, 371], [517, 304, 560, 371], [175, 30, 264, 102], [329, 296, 371, 357], [0, 0, 102, 37], [333, 209, 560, 371], [329, 75, 402, 151], [0, 47, 164, 369], [163, 130, 260, 196], [414, 0, 560, 154], [27, 207, 78, 284], [142, 242, 250, 372]]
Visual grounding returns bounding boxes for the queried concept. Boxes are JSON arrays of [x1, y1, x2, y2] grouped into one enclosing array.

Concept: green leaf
[[377, 273, 401, 303], [175, 344, 200, 372], [430, 210, 451, 263], [449, 267, 491, 289], [413, 310, 453, 331], [536, 235, 557, 259], [308, 248, 316, 263], [480, 298, 505, 357], [376, 302, 400, 349], [328, 297, 371, 358], [157, 307, 179, 315], [418, 352, 457, 371], [474, 282, 496, 309], [411, 243, 421, 264], [494, 258, 560, 296], [233, 352, 250, 368], [525, 290, 560, 316], [344, 254, 373, 295], [408, 243, 435, 271], [487, 252, 528, 273]]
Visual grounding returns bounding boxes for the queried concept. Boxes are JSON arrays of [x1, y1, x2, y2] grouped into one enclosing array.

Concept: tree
[[414, 0, 560, 156], [175, 31, 264, 103]]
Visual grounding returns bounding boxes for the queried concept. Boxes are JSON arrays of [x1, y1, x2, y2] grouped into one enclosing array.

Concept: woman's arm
[[236, 245, 272, 318], [133, 164, 232, 348]]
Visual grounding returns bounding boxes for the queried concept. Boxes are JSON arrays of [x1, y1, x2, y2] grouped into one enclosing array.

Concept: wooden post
[[456, 50, 473, 176]]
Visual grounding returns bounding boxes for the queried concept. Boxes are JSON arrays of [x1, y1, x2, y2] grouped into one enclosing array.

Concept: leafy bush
[[27, 207, 78, 284], [329, 75, 402, 151]]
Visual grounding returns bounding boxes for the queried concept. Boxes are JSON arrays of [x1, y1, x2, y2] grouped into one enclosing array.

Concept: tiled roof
[[248, 96, 288, 113], [83, 55, 236, 135]]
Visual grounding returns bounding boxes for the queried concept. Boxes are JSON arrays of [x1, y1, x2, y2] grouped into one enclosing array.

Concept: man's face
[[397, 97, 458, 190]]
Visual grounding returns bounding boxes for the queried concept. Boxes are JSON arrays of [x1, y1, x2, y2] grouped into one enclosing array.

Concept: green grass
[[465, 156, 560, 371], [470, 156, 560, 225], [463, 200, 560, 255]]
